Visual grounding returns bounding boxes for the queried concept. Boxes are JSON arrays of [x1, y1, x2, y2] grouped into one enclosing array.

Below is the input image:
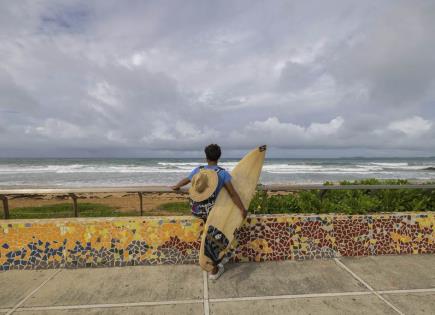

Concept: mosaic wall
[[233, 213, 434, 263], [1, 213, 433, 270]]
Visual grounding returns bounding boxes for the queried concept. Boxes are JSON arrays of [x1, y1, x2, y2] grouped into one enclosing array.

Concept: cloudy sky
[[1, 0, 434, 158]]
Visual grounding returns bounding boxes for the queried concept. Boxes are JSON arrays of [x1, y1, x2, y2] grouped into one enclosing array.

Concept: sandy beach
[[2, 188, 298, 217], [5, 191, 191, 216]]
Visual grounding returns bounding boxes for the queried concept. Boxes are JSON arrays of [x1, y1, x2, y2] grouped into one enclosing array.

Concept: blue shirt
[[188, 165, 232, 196]]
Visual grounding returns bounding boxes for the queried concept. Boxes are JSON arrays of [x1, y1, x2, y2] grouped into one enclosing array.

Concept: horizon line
[[0, 156, 434, 159]]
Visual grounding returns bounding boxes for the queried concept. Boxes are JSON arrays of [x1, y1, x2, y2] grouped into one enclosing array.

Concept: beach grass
[[250, 179, 435, 215], [153, 179, 435, 216], [7, 203, 139, 219], [156, 201, 191, 214]]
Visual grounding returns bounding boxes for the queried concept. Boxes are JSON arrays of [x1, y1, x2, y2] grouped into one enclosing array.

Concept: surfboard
[[199, 145, 267, 271]]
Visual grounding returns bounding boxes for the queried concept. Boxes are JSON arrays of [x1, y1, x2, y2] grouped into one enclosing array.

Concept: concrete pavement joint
[[9, 287, 435, 312], [203, 271, 210, 315], [210, 291, 373, 303], [8, 292, 373, 313], [13, 300, 204, 312], [334, 258, 405, 315], [379, 288, 435, 294], [6, 269, 61, 315]]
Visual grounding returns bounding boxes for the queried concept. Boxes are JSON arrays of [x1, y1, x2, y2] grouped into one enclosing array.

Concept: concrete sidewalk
[[1, 255, 434, 315]]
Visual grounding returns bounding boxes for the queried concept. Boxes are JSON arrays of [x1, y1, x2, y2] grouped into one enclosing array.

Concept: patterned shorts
[[190, 193, 216, 222]]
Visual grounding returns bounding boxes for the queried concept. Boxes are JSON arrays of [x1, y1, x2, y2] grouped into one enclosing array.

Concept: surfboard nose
[[259, 145, 267, 152]]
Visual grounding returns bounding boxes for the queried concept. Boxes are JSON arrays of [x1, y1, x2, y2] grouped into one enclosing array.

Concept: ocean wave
[[0, 160, 434, 176], [157, 161, 238, 168], [369, 162, 409, 167], [367, 162, 435, 171], [0, 164, 190, 174], [263, 164, 384, 174]]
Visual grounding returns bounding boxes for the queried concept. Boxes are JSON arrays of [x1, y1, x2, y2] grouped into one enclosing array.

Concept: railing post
[[0, 195, 10, 220], [138, 192, 143, 216], [69, 193, 79, 217]]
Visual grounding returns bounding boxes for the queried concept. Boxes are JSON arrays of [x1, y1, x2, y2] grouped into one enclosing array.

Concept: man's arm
[[171, 178, 190, 190], [224, 181, 248, 219]]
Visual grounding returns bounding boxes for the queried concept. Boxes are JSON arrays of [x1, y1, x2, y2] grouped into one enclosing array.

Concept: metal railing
[[0, 186, 189, 219], [1, 184, 434, 219]]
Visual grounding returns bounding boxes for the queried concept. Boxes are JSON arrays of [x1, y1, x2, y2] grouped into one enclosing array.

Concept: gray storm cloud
[[0, 0, 434, 157]]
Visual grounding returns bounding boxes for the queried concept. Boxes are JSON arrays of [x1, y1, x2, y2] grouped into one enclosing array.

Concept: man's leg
[[220, 236, 238, 264], [211, 264, 218, 274], [199, 216, 221, 275], [210, 237, 237, 278], [209, 261, 224, 280]]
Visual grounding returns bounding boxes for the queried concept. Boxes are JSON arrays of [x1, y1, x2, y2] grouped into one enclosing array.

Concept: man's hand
[[170, 178, 191, 191], [240, 208, 248, 219]]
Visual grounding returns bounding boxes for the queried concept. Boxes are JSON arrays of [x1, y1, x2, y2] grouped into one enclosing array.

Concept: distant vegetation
[[154, 179, 435, 216], [250, 179, 435, 215]]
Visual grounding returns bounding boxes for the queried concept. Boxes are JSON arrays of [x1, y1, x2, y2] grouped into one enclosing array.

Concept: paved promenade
[[1, 255, 434, 315]]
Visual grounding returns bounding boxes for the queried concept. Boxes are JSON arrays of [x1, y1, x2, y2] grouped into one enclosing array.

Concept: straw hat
[[189, 169, 219, 202]]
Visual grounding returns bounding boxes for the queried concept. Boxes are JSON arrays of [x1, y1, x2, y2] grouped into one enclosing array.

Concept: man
[[171, 144, 246, 279]]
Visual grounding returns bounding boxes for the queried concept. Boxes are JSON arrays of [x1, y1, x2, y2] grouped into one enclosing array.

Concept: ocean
[[0, 157, 434, 188]]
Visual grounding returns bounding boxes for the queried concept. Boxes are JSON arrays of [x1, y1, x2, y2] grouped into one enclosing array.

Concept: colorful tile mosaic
[[0, 213, 433, 271]]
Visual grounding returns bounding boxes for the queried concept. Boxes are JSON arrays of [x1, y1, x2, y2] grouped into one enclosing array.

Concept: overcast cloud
[[1, 0, 434, 157]]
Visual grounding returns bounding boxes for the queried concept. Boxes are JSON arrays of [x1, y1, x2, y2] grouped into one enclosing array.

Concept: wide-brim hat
[[189, 169, 218, 202]]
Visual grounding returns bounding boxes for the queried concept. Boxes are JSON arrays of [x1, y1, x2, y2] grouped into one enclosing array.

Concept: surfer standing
[[171, 144, 247, 279]]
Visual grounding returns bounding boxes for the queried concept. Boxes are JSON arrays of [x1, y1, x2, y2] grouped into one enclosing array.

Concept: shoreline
[[0, 178, 432, 190]]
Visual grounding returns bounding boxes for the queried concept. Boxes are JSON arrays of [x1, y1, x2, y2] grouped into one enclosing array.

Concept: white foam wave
[[368, 162, 435, 171], [262, 164, 385, 174], [157, 161, 238, 168], [369, 162, 409, 167], [0, 161, 433, 176], [0, 162, 237, 174]]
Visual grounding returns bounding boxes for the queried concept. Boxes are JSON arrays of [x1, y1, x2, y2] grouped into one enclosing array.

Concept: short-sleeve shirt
[[188, 165, 232, 196]]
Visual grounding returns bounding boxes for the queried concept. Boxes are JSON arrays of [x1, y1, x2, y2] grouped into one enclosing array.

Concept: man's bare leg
[[211, 265, 218, 274]]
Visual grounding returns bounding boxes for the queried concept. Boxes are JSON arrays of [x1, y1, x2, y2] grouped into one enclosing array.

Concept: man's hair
[[204, 144, 221, 161]]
